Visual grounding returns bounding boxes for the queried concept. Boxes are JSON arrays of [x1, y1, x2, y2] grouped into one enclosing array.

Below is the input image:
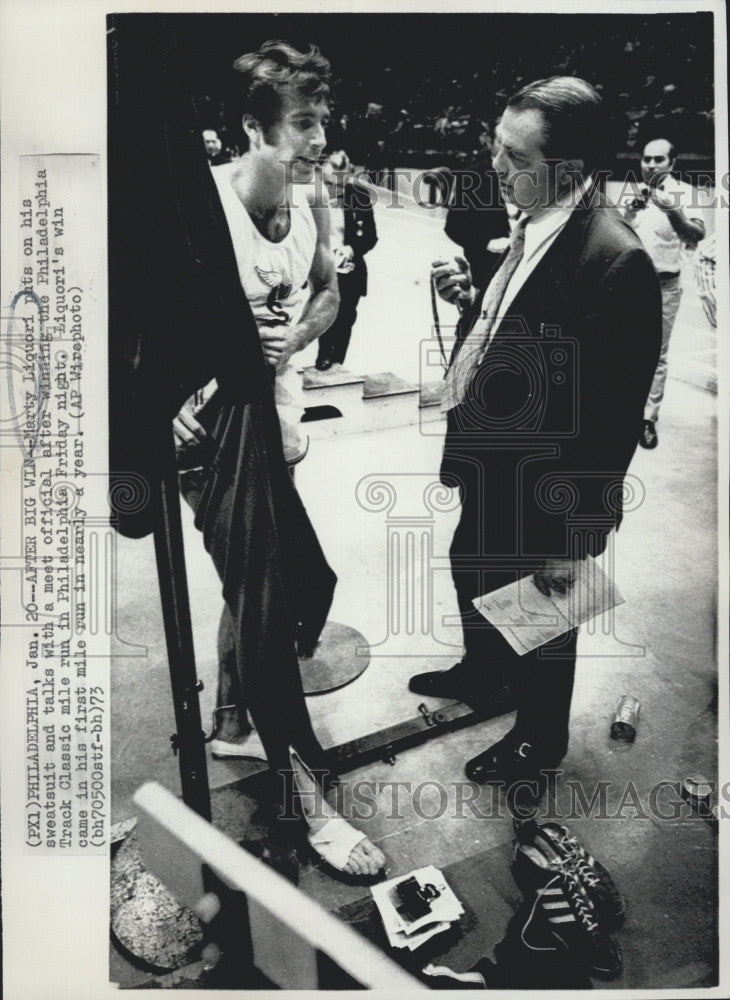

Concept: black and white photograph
[[0, 2, 727, 997]]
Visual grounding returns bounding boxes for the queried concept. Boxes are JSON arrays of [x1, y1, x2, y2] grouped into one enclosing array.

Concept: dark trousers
[[317, 276, 362, 366], [449, 459, 577, 758], [180, 466, 334, 778]]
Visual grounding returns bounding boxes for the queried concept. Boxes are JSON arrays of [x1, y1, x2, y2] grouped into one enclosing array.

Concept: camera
[[392, 876, 441, 924]]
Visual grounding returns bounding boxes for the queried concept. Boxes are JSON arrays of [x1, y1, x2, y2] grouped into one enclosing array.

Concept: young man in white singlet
[[179, 45, 339, 465], [174, 41, 384, 879]]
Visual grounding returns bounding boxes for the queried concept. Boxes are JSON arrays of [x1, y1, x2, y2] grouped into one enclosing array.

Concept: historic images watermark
[[292, 162, 722, 213], [276, 771, 725, 825]]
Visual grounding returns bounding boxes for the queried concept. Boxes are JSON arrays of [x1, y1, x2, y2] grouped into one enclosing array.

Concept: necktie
[[441, 217, 528, 412]]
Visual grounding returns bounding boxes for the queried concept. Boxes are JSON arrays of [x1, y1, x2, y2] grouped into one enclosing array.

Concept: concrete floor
[[110, 191, 719, 988]]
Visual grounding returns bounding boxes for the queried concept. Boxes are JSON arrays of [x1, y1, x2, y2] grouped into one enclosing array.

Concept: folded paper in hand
[[472, 555, 624, 656]]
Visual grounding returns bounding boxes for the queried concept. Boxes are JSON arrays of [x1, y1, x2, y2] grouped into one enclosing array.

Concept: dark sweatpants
[[179, 410, 336, 781]]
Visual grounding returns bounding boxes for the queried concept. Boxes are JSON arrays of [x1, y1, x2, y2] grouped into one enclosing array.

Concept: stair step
[[302, 366, 364, 390], [359, 372, 417, 432], [418, 381, 446, 427], [419, 381, 443, 408], [296, 367, 446, 437], [361, 372, 418, 400], [301, 366, 365, 435]]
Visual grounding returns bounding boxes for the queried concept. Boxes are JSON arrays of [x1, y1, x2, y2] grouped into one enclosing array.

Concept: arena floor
[[111, 188, 719, 989]]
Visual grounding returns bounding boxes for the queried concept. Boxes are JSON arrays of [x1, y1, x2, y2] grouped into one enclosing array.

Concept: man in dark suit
[[410, 77, 662, 789], [315, 150, 378, 370]]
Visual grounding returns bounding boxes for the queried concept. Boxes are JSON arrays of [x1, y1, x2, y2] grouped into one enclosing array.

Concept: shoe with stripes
[[517, 821, 625, 929], [521, 871, 622, 979]]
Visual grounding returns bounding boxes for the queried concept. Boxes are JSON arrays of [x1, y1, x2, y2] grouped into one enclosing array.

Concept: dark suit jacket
[[441, 187, 662, 561], [341, 179, 378, 298]]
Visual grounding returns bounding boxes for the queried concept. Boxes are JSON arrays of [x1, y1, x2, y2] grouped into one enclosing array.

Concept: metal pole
[[152, 468, 212, 821]]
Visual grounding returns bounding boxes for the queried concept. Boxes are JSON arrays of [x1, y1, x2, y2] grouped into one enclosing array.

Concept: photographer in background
[[623, 138, 705, 449]]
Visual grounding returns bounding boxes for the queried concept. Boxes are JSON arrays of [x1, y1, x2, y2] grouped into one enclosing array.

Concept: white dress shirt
[[483, 175, 594, 352]]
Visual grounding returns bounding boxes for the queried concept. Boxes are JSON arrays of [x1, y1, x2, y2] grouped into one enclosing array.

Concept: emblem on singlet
[[255, 266, 293, 327]]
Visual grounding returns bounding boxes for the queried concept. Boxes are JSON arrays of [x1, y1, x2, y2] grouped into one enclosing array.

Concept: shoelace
[[555, 832, 604, 889], [526, 835, 600, 893], [560, 831, 592, 866], [565, 853, 601, 889], [563, 873, 599, 933], [521, 876, 561, 952]]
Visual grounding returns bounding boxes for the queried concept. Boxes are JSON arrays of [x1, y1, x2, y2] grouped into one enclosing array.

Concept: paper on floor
[[371, 865, 463, 950]]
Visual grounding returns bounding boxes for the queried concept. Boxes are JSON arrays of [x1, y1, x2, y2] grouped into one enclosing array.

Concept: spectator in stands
[[202, 126, 237, 166], [623, 138, 705, 448], [203, 127, 223, 161], [434, 107, 451, 135], [316, 150, 378, 371]]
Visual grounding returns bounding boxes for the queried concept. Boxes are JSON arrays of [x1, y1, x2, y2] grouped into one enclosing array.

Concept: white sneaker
[[210, 729, 267, 761]]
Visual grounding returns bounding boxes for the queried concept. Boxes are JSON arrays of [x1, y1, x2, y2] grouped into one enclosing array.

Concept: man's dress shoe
[[409, 662, 487, 707], [640, 419, 658, 449], [466, 730, 564, 785], [465, 729, 523, 783]]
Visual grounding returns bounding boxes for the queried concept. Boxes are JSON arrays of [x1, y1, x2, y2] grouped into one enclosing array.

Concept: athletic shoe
[[521, 870, 622, 979], [537, 822, 625, 927], [514, 822, 625, 930], [209, 732, 267, 761], [490, 897, 594, 989], [209, 705, 267, 761]]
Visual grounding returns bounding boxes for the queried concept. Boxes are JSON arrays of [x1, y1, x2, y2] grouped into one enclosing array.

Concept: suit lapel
[[490, 193, 598, 341], [460, 185, 602, 345]]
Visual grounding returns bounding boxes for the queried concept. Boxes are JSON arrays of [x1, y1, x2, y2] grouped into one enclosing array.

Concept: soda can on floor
[[681, 774, 716, 823], [610, 695, 640, 742]]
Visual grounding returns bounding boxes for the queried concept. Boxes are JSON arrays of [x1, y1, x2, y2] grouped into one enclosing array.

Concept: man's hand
[[334, 244, 355, 273], [431, 256, 474, 308], [533, 558, 579, 597], [647, 178, 681, 212], [647, 178, 705, 243], [260, 324, 302, 369], [173, 399, 207, 452], [622, 188, 649, 218], [487, 236, 510, 254]]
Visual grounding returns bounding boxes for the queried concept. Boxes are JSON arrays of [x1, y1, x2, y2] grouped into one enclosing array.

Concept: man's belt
[[657, 271, 680, 282]]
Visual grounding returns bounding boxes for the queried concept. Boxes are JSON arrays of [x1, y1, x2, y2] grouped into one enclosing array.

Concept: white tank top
[[212, 164, 317, 463]]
